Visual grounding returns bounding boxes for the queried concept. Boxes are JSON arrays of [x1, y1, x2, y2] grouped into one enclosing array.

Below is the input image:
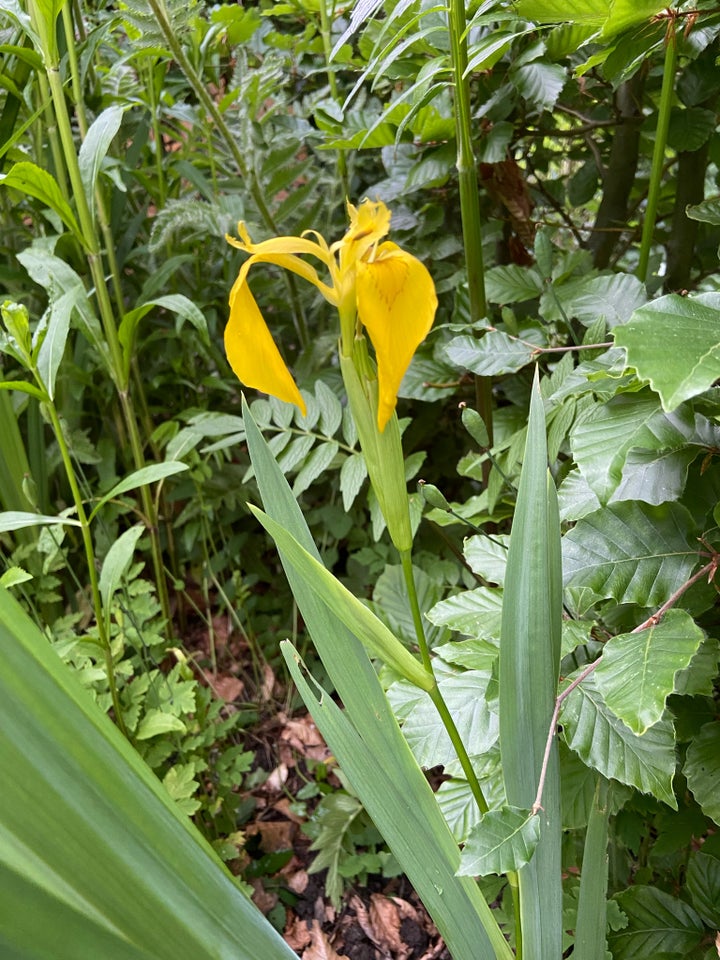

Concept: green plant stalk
[[447, 0, 493, 451], [143, 0, 309, 348], [43, 399, 128, 738], [499, 375, 563, 960], [637, 25, 677, 283], [573, 778, 610, 960], [145, 58, 168, 208], [36, 32, 173, 629], [400, 542, 489, 818], [317, 0, 349, 198], [34, 69, 70, 201]]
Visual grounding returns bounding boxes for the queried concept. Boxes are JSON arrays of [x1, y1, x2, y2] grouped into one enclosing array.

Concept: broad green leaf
[[667, 106, 717, 152], [119, 295, 208, 379], [684, 721, 720, 824], [463, 534, 509, 587], [686, 851, 720, 927], [614, 294, 720, 411], [78, 105, 125, 219], [444, 331, 537, 376], [458, 808, 541, 877], [560, 742, 604, 830], [686, 197, 720, 225], [99, 524, 144, 609], [426, 585, 503, 640], [485, 264, 543, 304], [89, 462, 189, 522], [0, 511, 80, 532], [608, 886, 704, 959], [0, 162, 84, 245], [562, 500, 698, 608], [499, 372, 563, 958], [570, 393, 694, 504], [373, 564, 447, 647], [244, 401, 512, 960], [0, 586, 299, 960], [436, 778, 483, 843], [514, 0, 607, 25], [673, 637, 720, 697], [565, 273, 647, 328], [557, 468, 601, 522], [599, 0, 667, 39], [560, 672, 677, 807], [314, 380, 342, 436], [595, 610, 704, 734], [387, 667, 498, 769]]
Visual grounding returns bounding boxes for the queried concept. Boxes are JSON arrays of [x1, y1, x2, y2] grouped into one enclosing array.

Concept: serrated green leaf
[[277, 434, 315, 474], [0, 162, 84, 245], [459, 807, 541, 877], [315, 380, 342, 437], [339, 453, 367, 510], [673, 637, 720, 697], [560, 673, 677, 807], [562, 500, 698, 608], [444, 332, 537, 376], [435, 778, 482, 843], [0, 566, 32, 588], [514, 0, 607, 24], [684, 721, 720, 824], [595, 610, 704, 734], [136, 709, 188, 740], [686, 197, 720, 225], [512, 61, 566, 111], [608, 886, 704, 960], [667, 106, 717, 152], [614, 294, 720, 411], [292, 441, 338, 496], [557, 469, 601, 522]]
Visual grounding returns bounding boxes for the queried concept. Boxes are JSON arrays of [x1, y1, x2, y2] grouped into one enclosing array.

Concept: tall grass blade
[[499, 369, 563, 958], [243, 398, 513, 960], [0, 586, 299, 960]]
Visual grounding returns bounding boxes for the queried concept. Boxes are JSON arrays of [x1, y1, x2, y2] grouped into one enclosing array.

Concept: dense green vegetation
[[1, 0, 720, 957]]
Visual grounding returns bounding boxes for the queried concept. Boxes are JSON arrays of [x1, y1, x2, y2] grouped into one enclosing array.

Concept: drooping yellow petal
[[225, 272, 306, 415], [356, 241, 437, 431]]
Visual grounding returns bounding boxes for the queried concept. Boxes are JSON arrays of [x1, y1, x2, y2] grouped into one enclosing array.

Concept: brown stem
[[532, 555, 718, 815]]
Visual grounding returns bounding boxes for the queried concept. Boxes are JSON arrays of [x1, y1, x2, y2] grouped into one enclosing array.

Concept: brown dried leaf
[[210, 674, 244, 702], [302, 920, 347, 960]]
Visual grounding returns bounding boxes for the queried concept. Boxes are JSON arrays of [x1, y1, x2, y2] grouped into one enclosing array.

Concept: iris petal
[[356, 242, 437, 430], [225, 272, 306, 415]]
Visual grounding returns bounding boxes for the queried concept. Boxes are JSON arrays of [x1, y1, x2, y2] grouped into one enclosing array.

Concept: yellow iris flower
[[224, 199, 437, 431]]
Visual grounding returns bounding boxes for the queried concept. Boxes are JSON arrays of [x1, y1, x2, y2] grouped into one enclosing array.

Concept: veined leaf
[[614, 294, 720, 411], [512, 60, 566, 111], [445, 331, 537, 376], [594, 610, 704, 734], [514, 0, 608, 25], [570, 393, 694, 504], [426, 585, 503, 640], [562, 500, 698, 609], [684, 721, 720, 825], [560, 672, 677, 808], [99, 524, 145, 609], [458, 807, 541, 877], [608, 886, 704, 959], [0, 511, 81, 533], [565, 273, 647, 328], [686, 851, 720, 927]]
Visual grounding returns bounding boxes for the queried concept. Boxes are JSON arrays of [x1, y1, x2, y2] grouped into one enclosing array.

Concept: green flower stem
[[143, 0, 309, 348], [44, 398, 129, 739], [447, 0, 493, 451], [637, 24, 677, 284], [40, 42, 173, 629], [400, 549, 489, 817], [318, 0, 349, 198]]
